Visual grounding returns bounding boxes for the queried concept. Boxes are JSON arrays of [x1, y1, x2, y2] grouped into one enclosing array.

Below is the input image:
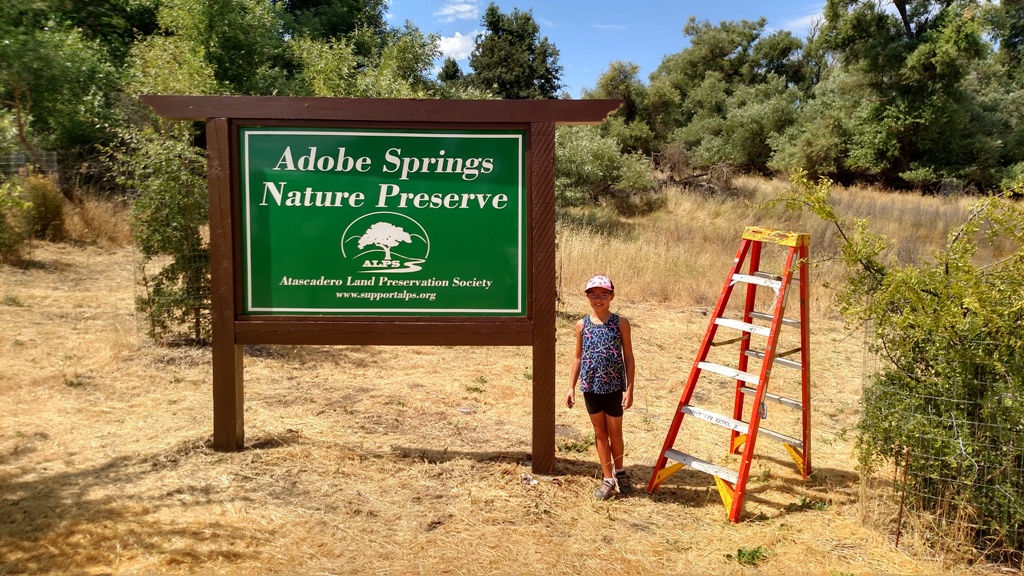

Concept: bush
[[555, 126, 658, 213], [779, 170, 1024, 562], [20, 173, 65, 241], [0, 179, 30, 263], [115, 125, 210, 344]]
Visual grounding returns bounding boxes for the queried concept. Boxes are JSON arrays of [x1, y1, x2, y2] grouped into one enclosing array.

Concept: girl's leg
[[588, 411, 614, 478], [605, 414, 624, 471]]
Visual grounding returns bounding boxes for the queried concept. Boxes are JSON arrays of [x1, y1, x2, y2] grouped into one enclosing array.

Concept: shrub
[[116, 125, 210, 344], [555, 126, 657, 213], [0, 179, 30, 263], [779, 169, 1024, 562], [20, 173, 65, 241]]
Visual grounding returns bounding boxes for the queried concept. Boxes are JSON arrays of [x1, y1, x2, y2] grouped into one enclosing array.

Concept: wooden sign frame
[[142, 96, 620, 474]]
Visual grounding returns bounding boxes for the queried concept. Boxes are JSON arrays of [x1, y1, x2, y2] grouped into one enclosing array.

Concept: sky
[[384, 0, 827, 97]]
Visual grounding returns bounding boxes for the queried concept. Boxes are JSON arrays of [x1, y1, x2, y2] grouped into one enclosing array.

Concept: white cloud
[[592, 24, 627, 31], [777, 2, 825, 36], [435, 2, 479, 23], [438, 31, 478, 61]]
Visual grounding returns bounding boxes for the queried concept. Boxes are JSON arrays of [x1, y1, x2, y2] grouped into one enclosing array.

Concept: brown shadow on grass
[[0, 437, 260, 575]]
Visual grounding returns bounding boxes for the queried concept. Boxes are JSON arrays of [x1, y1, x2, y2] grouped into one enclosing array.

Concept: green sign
[[239, 127, 527, 316]]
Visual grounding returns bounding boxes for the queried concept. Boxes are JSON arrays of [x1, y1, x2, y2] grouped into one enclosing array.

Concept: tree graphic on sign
[[357, 222, 412, 260]]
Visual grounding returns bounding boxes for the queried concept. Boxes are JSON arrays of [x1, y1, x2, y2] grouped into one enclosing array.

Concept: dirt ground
[[0, 242, 1009, 575]]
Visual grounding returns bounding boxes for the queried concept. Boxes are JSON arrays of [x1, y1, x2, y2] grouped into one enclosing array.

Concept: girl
[[565, 275, 636, 500]]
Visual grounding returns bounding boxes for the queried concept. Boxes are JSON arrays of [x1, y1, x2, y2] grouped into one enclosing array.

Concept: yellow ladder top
[[742, 226, 809, 247]]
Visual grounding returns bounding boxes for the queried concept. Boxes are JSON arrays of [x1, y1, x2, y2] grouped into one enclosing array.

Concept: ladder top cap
[[742, 226, 809, 247]]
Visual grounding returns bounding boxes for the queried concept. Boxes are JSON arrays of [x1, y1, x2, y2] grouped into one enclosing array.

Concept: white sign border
[[241, 128, 526, 315]]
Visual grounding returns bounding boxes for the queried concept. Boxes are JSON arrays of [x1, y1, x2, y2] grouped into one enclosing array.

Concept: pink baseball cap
[[584, 275, 614, 292]]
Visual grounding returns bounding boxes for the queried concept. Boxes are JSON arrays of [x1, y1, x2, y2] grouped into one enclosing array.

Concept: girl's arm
[[566, 319, 584, 408], [620, 317, 636, 409]]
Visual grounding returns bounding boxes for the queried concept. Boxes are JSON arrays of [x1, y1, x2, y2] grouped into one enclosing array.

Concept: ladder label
[[683, 405, 748, 433], [683, 404, 805, 449]]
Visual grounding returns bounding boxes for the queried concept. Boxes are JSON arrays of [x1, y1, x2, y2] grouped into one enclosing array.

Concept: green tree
[[47, 0, 160, 66], [651, 16, 768, 112], [675, 73, 799, 171], [468, 3, 563, 99], [438, 56, 464, 85], [157, 0, 289, 95], [750, 30, 807, 88], [794, 0, 995, 188], [112, 23, 222, 343], [277, 0, 387, 41], [646, 16, 806, 169], [990, 0, 1024, 83], [0, 2, 118, 162], [584, 61, 653, 154]]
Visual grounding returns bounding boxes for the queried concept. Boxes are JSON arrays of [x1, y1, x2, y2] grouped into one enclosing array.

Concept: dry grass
[[63, 195, 134, 247], [0, 181, 1015, 575], [557, 177, 1009, 318]]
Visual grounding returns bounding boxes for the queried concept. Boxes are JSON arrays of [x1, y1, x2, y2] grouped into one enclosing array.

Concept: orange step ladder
[[647, 226, 811, 522]]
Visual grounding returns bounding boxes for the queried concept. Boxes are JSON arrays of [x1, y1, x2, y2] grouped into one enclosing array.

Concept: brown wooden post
[[530, 122, 557, 474], [207, 117, 244, 450]]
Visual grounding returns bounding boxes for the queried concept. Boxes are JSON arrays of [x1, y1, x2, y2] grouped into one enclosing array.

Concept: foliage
[[157, 0, 289, 95], [779, 169, 1024, 561], [556, 433, 595, 454], [640, 16, 807, 173], [437, 56, 464, 85], [554, 126, 656, 213], [289, 35, 360, 96], [117, 124, 210, 343], [725, 546, 767, 565], [468, 3, 563, 99], [584, 61, 653, 154], [19, 173, 64, 241], [278, 0, 388, 41], [0, 179, 30, 263], [793, 0, 998, 187], [672, 73, 799, 172], [0, 2, 119, 156]]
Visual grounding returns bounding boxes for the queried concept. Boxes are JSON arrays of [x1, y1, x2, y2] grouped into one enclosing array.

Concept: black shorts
[[583, 391, 624, 417]]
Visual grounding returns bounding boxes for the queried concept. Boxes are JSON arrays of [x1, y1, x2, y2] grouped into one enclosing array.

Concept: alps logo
[[341, 212, 430, 273]]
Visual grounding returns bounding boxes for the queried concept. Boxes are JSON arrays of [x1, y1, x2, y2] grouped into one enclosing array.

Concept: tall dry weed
[[557, 178, 996, 319], [64, 195, 134, 247]]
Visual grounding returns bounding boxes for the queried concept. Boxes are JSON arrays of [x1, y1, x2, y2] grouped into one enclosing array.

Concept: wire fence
[[862, 336, 1024, 565], [0, 151, 58, 177], [133, 250, 211, 346]]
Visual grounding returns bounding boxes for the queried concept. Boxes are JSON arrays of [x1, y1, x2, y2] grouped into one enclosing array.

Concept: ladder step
[[744, 349, 802, 369], [697, 361, 759, 385], [732, 273, 783, 290], [664, 449, 739, 484], [682, 405, 804, 449], [749, 310, 801, 328], [738, 386, 803, 410], [714, 318, 770, 337], [681, 405, 748, 432]]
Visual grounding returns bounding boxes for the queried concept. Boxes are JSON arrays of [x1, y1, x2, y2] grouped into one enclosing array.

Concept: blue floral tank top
[[579, 314, 626, 394]]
